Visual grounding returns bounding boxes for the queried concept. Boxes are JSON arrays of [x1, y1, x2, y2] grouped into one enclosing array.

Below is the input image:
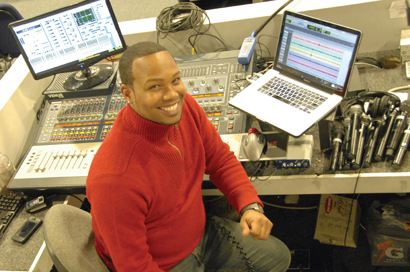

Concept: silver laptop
[[229, 11, 362, 137]]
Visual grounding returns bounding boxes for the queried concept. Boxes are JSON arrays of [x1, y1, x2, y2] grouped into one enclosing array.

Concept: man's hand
[[239, 210, 273, 240]]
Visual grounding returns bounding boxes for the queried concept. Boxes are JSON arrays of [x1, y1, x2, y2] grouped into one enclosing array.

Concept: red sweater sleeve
[[188, 96, 262, 213]]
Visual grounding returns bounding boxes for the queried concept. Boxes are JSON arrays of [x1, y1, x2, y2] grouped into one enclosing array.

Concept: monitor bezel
[[8, 0, 127, 80]]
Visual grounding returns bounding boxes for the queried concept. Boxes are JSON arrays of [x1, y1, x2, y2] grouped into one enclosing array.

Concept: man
[[86, 41, 290, 272]]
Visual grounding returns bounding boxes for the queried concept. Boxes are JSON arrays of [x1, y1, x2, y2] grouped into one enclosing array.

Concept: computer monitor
[[8, 0, 126, 91]]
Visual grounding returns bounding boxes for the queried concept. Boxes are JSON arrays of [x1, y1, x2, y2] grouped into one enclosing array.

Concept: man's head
[[119, 42, 186, 126]]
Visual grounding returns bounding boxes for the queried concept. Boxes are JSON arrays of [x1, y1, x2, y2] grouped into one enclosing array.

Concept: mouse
[[243, 128, 266, 161]]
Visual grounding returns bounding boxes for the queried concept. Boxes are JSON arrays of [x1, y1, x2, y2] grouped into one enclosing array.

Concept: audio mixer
[[8, 50, 256, 194], [175, 50, 255, 134]]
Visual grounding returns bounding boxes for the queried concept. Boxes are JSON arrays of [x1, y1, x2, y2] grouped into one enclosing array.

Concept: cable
[[45, 193, 91, 212], [187, 33, 228, 54], [253, 0, 294, 37], [261, 200, 318, 210], [355, 57, 382, 68], [342, 152, 365, 246], [255, 34, 274, 58], [156, 2, 210, 43], [387, 85, 410, 94]]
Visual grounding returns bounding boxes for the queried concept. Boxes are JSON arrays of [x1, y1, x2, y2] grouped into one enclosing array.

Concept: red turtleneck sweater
[[86, 94, 261, 271]]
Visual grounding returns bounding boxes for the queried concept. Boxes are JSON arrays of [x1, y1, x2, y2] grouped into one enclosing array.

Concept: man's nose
[[163, 85, 179, 100]]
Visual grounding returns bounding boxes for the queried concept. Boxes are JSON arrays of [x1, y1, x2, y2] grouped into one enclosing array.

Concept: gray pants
[[169, 216, 291, 272]]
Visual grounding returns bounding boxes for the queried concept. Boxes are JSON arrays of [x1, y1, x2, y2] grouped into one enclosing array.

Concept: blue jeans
[[169, 216, 291, 272]]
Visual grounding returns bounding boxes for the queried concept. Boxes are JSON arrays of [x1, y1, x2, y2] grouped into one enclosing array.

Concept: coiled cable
[[156, 2, 210, 42]]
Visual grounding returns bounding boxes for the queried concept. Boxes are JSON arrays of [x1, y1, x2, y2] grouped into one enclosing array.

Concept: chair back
[[43, 204, 110, 272], [0, 4, 23, 58]]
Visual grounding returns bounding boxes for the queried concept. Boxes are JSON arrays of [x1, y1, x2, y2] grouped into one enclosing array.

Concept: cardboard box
[[400, 29, 410, 64], [314, 194, 361, 248]]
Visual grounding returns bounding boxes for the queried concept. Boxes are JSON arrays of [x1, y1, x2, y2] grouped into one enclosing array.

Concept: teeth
[[161, 103, 178, 112]]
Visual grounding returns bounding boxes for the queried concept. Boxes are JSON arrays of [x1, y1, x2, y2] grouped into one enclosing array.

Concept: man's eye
[[149, 84, 160, 89], [172, 77, 181, 83]]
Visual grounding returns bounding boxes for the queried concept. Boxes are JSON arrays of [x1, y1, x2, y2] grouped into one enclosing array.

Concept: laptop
[[229, 11, 362, 137]]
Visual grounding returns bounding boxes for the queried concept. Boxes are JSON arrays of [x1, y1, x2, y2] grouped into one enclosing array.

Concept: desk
[[200, 49, 410, 196], [0, 194, 84, 272]]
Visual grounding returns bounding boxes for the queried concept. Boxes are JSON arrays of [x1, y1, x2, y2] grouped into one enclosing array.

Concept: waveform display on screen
[[286, 34, 343, 82]]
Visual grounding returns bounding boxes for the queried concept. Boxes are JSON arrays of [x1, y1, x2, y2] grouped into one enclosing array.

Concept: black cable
[[66, 194, 90, 212], [342, 149, 367, 246], [45, 193, 91, 212], [156, 2, 210, 43], [256, 34, 274, 58], [253, 0, 294, 37], [188, 33, 228, 54], [355, 57, 382, 68], [36, 96, 47, 121]]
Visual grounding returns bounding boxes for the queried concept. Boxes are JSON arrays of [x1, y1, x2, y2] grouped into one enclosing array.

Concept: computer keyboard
[[258, 76, 328, 114], [0, 194, 25, 239]]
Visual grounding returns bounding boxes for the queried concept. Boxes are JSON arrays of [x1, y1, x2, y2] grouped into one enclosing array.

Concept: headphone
[[357, 91, 401, 117]]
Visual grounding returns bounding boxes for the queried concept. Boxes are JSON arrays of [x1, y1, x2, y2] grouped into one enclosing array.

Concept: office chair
[[43, 204, 110, 272], [0, 3, 23, 76]]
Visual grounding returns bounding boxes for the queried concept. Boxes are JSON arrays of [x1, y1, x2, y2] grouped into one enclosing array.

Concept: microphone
[[330, 122, 345, 172], [392, 118, 410, 169], [374, 107, 399, 161], [385, 101, 410, 158], [352, 114, 372, 170], [340, 117, 351, 170], [363, 117, 382, 168], [347, 105, 363, 160]]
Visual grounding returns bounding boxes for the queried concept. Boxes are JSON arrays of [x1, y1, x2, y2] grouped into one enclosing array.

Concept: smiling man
[[86, 41, 291, 272]]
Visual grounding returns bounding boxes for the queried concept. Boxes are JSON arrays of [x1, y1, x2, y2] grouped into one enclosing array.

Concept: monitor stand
[[43, 62, 118, 100], [63, 63, 114, 91]]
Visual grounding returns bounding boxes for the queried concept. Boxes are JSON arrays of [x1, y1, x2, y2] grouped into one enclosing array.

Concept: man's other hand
[[239, 210, 273, 240]]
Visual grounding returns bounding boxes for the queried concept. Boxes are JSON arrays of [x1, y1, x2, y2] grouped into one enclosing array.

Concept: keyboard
[[257, 76, 328, 114], [0, 194, 25, 239]]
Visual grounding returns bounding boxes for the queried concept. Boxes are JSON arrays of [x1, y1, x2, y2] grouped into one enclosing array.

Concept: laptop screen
[[274, 11, 361, 97]]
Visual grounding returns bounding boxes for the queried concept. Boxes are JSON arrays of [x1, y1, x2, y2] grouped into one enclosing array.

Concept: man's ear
[[121, 84, 133, 102]]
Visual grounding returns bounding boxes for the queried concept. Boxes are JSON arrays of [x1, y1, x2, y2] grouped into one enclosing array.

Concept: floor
[[204, 193, 410, 272]]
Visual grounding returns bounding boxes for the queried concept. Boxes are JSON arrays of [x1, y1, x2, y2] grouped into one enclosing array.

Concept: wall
[[0, 58, 52, 164], [119, 0, 408, 57]]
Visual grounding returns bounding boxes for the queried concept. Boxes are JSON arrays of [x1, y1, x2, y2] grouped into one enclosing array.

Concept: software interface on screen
[[11, 0, 123, 76], [276, 14, 359, 94]]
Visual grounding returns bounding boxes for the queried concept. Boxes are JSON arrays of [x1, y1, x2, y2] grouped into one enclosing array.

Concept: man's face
[[121, 51, 186, 126]]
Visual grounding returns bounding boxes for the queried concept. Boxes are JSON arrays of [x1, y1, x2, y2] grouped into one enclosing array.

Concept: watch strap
[[240, 203, 264, 216]]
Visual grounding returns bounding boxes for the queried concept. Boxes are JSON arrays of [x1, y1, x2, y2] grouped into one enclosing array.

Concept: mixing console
[[176, 50, 255, 134], [11, 143, 101, 192], [9, 50, 255, 194]]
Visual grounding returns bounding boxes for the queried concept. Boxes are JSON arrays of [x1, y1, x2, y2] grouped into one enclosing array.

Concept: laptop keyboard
[[257, 76, 328, 114]]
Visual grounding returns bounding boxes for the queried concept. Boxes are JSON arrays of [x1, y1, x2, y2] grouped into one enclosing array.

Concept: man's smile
[[160, 102, 179, 112]]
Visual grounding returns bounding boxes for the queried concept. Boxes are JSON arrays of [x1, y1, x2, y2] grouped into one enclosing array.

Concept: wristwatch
[[240, 203, 264, 216]]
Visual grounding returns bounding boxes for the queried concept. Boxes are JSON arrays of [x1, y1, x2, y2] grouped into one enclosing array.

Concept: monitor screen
[[8, 0, 126, 88], [274, 11, 361, 97]]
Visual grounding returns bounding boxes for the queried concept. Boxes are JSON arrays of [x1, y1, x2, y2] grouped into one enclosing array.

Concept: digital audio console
[[9, 50, 256, 194], [175, 50, 255, 134]]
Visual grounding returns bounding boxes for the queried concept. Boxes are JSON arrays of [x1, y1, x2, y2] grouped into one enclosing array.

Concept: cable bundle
[[156, 2, 210, 41]]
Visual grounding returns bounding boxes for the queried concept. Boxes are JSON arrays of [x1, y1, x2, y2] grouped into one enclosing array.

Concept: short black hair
[[119, 41, 168, 86]]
